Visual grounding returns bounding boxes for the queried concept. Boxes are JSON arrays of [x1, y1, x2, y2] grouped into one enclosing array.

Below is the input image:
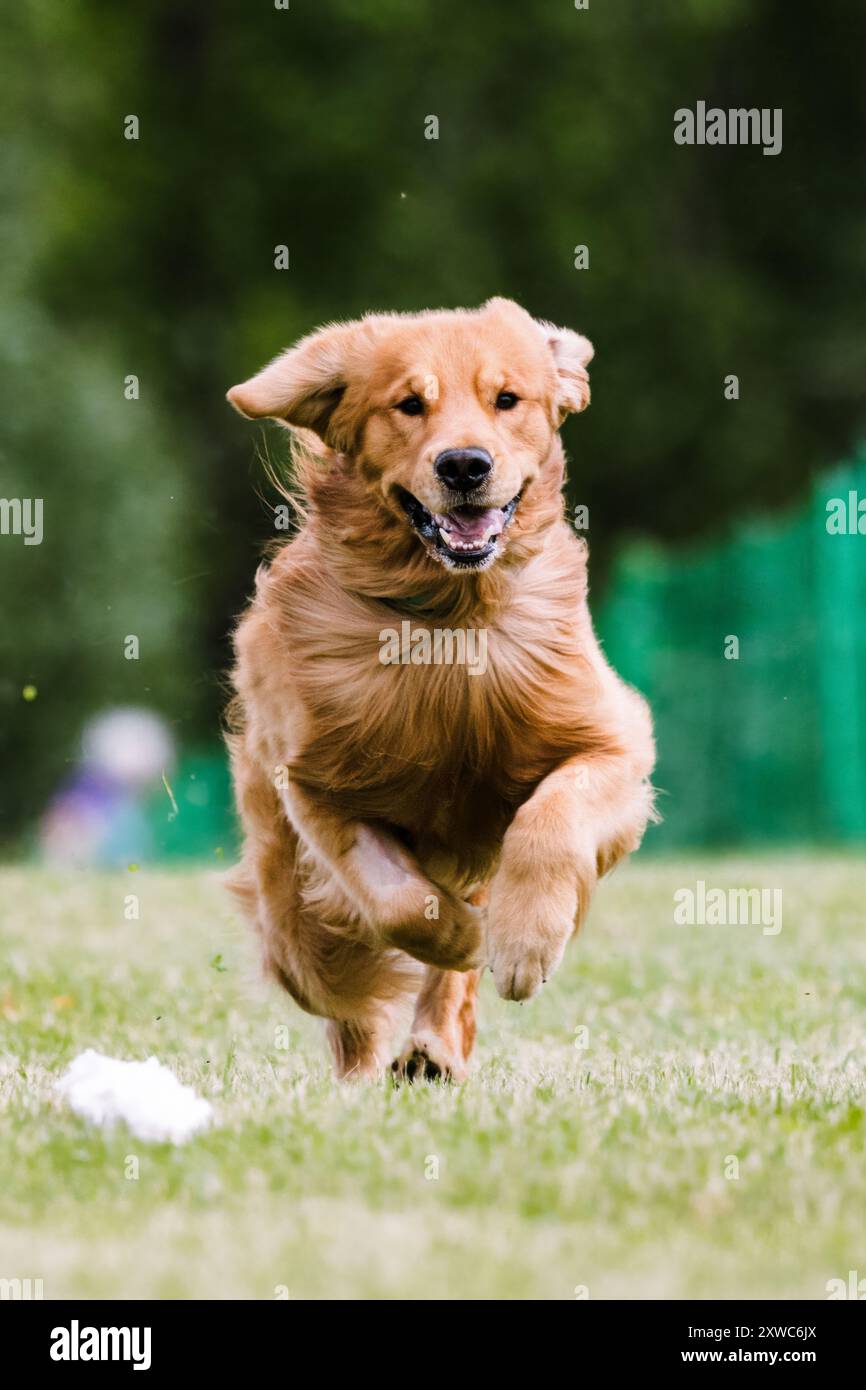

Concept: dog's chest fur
[[249, 531, 604, 880]]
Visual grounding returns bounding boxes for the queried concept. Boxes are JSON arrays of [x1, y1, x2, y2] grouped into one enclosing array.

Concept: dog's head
[[228, 297, 592, 572]]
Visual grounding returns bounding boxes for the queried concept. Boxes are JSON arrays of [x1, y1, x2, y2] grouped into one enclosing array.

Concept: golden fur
[[225, 297, 655, 1080]]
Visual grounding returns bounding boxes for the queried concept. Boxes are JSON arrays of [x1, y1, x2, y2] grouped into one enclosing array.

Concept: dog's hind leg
[[325, 1005, 407, 1081], [227, 753, 422, 1080], [391, 966, 481, 1083], [391, 883, 487, 1082], [246, 870, 421, 1081]]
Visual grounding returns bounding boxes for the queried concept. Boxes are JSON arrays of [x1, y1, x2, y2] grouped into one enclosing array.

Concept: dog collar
[[379, 592, 437, 614]]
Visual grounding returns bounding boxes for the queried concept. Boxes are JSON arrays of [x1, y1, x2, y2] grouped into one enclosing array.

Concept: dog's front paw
[[487, 931, 569, 1002], [386, 895, 484, 972], [486, 877, 575, 1001]]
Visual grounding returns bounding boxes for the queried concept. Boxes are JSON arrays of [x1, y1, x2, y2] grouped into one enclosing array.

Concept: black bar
[[7, 1299, 862, 1373]]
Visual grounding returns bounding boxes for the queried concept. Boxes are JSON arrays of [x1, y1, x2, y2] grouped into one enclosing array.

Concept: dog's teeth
[[443, 535, 489, 552], [437, 527, 498, 554]]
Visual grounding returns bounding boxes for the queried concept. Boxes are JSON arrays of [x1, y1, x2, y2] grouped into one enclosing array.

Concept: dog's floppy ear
[[227, 319, 369, 443], [537, 318, 594, 420], [482, 298, 594, 421]]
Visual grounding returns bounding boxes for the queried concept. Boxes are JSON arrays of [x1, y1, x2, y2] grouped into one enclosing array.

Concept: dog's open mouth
[[395, 488, 521, 568]]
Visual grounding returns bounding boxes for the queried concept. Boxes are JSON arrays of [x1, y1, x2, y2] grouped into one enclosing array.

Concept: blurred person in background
[[40, 708, 175, 868]]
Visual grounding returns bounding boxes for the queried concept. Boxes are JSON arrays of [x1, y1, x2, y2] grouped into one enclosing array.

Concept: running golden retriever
[[225, 297, 655, 1080]]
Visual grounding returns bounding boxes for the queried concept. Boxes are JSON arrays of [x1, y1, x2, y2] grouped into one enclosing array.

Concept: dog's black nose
[[434, 448, 493, 492]]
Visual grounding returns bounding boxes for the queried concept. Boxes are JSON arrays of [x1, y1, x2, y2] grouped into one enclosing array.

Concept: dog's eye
[[495, 391, 519, 410], [395, 395, 424, 416]]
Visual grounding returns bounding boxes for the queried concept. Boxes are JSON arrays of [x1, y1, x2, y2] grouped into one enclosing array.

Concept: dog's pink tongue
[[440, 507, 503, 543]]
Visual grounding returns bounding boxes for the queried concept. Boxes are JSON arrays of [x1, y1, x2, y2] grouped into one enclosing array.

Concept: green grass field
[[2, 856, 865, 1300]]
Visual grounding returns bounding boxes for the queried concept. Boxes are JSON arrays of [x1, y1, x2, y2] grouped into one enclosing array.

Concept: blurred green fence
[[599, 454, 866, 849], [144, 751, 237, 864]]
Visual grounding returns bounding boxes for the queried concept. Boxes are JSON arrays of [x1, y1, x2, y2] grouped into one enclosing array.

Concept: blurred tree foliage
[[1, 0, 865, 842]]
